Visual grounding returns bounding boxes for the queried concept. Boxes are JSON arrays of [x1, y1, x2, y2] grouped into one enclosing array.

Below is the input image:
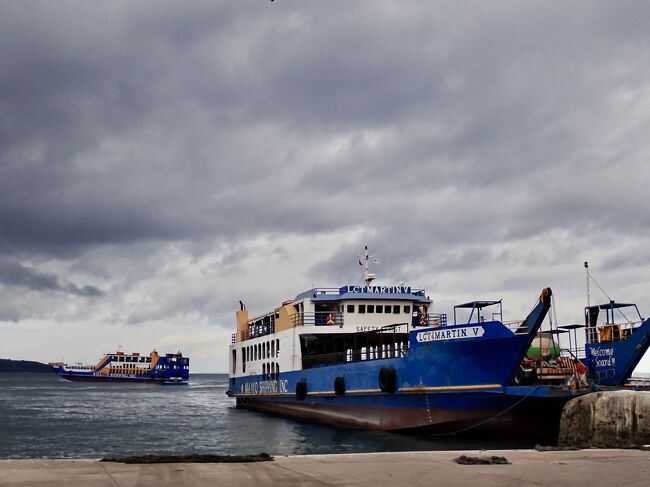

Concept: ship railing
[[585, 320, 644, 344], [235, 322, 276, 342], [312, 288, 343, 295], [503, 320, 530, 335], [626, 375, 650, 388], [292, 312, 344, 327], [559, 346, 586, 360], [301, 342, 409, 369], [411, 313, 447, 328]]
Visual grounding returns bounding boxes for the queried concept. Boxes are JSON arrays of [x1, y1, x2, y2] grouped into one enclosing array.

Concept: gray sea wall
[[558, 390, 650, 447]]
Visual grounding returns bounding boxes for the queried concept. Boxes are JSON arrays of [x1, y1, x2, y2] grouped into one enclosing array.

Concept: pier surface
[[1, 449, 649, 486]]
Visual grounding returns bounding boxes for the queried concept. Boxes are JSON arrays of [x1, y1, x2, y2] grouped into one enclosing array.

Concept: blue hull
[[233, 384, 583, 441], [54, 370, 188, 384], [586, 316, 650, 386]]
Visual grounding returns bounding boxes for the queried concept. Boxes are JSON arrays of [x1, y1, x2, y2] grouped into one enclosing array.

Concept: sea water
[[0, 373, 532, 458]]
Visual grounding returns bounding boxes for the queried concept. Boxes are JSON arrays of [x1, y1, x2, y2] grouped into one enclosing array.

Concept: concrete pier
[[559, 390, 650, 447], [1, 449, 649, 486]]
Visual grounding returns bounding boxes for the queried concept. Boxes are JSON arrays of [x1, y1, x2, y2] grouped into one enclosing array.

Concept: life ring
[[295, 380, 307, 401], [326, 313, 335, 325], [378, 367, 397, 393], [334, 376, 346, 396], [419, 313, 428, 326]]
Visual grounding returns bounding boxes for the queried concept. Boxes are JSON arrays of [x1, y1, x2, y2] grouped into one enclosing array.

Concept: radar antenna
[[358, 245, 380, 285]]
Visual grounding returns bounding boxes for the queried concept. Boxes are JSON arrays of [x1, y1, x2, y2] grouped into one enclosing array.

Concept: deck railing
[[586, 320, 643, 344], [302, 342, 409, 369], [291, 312, 343, 327], [411, 313, 447, 327]]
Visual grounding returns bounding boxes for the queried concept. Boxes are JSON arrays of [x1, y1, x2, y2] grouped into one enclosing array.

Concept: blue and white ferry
[[227, 247, 581, 439], [51, 349, 189, 384]]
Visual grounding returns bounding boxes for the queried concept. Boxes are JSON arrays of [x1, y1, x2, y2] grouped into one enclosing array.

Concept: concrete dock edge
[[1, 449, 650, 487]]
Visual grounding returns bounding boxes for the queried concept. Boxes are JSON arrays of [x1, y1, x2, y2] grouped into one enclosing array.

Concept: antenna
[[584, 261, 590, 308], [358, 245, 380, 285]]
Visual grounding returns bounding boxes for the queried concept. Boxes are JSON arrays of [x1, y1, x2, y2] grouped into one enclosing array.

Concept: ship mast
[[359, 245, 380, 285], [585, 261, 591, 308]]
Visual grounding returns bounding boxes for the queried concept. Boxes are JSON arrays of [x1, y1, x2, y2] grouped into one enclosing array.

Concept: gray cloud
[[0, 258, 103, 297], [1, 1, 650, 371]]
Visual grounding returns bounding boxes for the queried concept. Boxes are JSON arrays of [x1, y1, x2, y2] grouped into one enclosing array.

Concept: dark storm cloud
[[2, 1, 650, 260], [1, 1, 649, 329], [0, 257, 103, 296]]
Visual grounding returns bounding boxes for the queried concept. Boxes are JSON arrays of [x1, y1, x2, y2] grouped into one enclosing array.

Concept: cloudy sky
[[1, 1, 650, 373]]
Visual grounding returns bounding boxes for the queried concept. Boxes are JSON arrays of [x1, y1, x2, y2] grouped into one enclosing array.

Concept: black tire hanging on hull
[[334, 375, 345, 396], [296, 380, 307, 400], [378, 367, 397, 393]]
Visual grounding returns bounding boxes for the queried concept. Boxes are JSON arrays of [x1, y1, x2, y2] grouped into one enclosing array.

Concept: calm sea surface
[[0, 373, 532, 459]]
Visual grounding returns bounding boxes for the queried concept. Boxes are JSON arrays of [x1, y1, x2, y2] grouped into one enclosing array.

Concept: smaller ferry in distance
[[50, 348, 189, 384]]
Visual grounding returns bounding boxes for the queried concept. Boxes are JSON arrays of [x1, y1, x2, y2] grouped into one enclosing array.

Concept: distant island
[[0, 359, 53, 373]]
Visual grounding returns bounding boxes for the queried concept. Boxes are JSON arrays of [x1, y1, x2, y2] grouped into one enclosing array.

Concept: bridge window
[[404, 306, 411, 314], [359, 305, 366, 314], [376, 305, 383, 313], [347, 304, 354, 313], [392, 305, 400, 314], [368, 304, 375, 313]]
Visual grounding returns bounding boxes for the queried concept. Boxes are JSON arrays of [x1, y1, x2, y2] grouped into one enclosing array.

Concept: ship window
[[368, 304, 375, 313], [392, 305, 400, 314], [263, 363, 266, 378], [347, 304, 354, 313], [276, 363, 280, 377], [376, 305, 383, 313], [119, 356, 124, 362], [254, 345, 257, 361], [404, 306, 411, 314], [266, 342, 270, 358], [276, 339, 279, 356], [359, 305, 366, 314], [232, 350, 236, 374], [146, 357, 151, 363], [271, 340, 275, 357]]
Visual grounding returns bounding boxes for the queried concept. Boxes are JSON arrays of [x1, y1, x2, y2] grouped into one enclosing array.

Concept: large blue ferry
[[227, 248, 587, 440], [51, 349, 189, 384]]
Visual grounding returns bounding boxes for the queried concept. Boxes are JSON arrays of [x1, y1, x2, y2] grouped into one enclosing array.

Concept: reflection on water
[[0, 373, 531, 459]]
